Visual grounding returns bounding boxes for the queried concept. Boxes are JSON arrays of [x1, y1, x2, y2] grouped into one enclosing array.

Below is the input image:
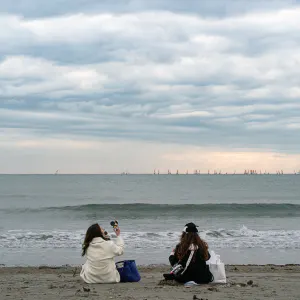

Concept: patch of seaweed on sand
[[158, 280, 181, 286]]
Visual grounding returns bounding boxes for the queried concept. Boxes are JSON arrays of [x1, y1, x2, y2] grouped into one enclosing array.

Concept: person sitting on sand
[[167, 222, 213, 284], [80, 223, 124, 283]]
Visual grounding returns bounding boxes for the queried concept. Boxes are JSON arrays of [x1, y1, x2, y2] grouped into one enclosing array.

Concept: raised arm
[[109, 236, 124, 256], [110, 227, 124, 256]]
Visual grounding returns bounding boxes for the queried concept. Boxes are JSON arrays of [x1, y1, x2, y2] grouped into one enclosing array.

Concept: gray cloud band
[[1, 3, 300, 152]]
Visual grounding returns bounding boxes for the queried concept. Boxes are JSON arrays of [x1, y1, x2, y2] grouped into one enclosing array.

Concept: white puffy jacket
[[80, 236, 124, 283]]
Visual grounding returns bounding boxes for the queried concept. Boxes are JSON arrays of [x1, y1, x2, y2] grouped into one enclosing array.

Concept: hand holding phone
[[114, 227, 121, 236]]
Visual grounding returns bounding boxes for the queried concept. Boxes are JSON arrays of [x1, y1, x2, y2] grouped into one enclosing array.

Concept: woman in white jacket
[[80, 223, 124, 284]]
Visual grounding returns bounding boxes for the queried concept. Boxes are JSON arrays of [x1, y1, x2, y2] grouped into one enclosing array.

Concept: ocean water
[[0, 174, 299, 266]]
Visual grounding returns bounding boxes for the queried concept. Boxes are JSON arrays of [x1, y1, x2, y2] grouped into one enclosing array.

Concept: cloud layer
[[1, 1, 300, 173]]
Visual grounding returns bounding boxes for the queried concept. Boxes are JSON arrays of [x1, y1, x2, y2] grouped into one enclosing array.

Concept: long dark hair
[[82, 223, 106, 256], [175, 232, 209, 261]]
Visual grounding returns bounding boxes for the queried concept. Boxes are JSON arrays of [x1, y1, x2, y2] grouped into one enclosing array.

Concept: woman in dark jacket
[[168, 222, 213, 284]]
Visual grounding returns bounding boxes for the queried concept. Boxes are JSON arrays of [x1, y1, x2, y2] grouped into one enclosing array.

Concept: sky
[[1, 0, 300, 174]]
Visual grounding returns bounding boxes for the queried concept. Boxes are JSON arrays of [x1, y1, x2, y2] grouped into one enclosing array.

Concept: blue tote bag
[[116, 260, 141, 282]]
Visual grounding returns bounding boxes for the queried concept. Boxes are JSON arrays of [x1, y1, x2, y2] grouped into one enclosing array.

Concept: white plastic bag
[[206, 250, 226, 283]]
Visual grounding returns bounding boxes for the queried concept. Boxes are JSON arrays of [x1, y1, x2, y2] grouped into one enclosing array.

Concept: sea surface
[[0, 174, 299, 266]]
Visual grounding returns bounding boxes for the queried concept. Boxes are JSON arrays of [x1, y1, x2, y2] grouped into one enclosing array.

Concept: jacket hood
[[91, 237, 106, 244], [189, 244, 198, 251]]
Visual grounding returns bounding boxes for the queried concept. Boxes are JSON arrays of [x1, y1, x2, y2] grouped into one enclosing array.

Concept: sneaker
[[163, 273, 175, 281], [184, 281, 199, 288]]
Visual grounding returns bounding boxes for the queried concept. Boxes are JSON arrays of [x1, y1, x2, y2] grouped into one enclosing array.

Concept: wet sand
[[0, 264, 300, 300]]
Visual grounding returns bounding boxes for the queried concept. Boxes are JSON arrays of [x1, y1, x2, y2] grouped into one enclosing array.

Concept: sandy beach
[[0, 264, 299, 300]]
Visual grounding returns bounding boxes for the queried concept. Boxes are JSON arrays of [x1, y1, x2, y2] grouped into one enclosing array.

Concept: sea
[[0, 174, 299, 266]]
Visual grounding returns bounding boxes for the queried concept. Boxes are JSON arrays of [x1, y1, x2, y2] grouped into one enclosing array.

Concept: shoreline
[[1, 263, 300, 268], [1, 265, 300, 300]]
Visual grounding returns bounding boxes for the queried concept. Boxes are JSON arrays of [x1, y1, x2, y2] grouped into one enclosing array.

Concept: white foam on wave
[[1, 226, 300, 250]]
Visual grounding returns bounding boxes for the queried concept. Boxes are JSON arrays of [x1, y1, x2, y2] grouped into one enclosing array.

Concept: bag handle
[[181, 250, 194, 275]]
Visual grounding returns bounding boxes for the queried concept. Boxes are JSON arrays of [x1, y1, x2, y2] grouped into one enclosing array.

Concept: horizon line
[[0, 173, 299, 176]]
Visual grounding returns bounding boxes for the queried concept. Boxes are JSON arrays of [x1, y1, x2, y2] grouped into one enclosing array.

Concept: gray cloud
[[1, 0, 298, 18], [1, 1, 300, 165]]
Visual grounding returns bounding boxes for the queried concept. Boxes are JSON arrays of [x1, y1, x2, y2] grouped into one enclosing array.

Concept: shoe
[[184, 281, 199, 288], [163, 273, 175, 280]]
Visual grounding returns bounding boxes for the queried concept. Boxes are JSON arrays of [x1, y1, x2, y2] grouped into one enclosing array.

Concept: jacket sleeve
[[110, 236, 124, 256], [206, 251, 211, 261], [169, 247, 179, 266]]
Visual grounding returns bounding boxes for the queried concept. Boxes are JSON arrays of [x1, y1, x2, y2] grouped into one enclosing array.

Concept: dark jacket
[[169, 245, 213, 284]]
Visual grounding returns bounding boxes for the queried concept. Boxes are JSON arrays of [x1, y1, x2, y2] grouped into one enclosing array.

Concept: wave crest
[[5, 203, 300, 218]]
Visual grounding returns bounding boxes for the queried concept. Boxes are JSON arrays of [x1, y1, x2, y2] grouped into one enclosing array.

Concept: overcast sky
[[1, 0, 300, 174]]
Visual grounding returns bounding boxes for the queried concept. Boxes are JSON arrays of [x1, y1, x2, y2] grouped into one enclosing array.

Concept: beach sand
[[0, 265, 299, 300]]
